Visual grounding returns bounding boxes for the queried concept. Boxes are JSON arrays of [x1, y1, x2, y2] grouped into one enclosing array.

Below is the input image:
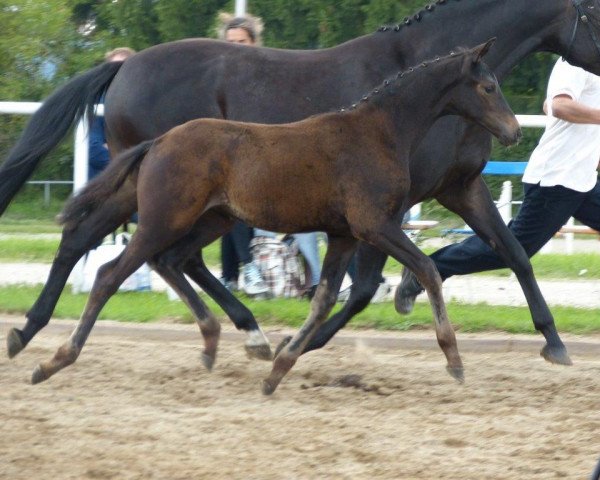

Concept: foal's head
[[445, 39, 521, 146]]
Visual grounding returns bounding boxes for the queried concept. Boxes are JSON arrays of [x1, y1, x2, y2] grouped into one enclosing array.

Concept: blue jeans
[[432, 181, 600, 280], [221, 222, 253, 281]]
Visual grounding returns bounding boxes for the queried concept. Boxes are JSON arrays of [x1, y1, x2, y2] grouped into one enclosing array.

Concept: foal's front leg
[[365, 220, 464, 382], [262, 236, 357, 395]]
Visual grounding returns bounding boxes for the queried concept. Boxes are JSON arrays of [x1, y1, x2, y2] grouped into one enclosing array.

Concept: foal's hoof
[[261, 379, 278, 396], [274, 336, 292, 358], [540, 345, 572, 366], [201, 352, 216, 372], [7, 328, 25, 359], [245, 343, 273, 361], [31, 365, 49, 385], [446, 365, 465, 384]]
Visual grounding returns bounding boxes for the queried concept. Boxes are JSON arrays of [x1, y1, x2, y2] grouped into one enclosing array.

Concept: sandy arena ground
[[1, 317, 599, 480]]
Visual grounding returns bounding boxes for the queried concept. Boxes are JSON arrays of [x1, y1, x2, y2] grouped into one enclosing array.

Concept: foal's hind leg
[[149, 211, 271, 364], [182, 254, 272, 360], [262, 236, 357, 395], [7, 185, 137, 359], [32, 248, 146, 383], [31, 226, 201, 384], [364, 221, 464, 382], [149, 254, 222, 371]]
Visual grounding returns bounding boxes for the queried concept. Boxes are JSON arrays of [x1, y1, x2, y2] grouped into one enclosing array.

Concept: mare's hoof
[[31, 365, 48, 385], [201, 353, 216, 372], [7, 328, 25, 359], [446, 366, 465, 384], [540, 345, 572, 366], [261, 379, 278, 396], [274, 336, 292, 358], [245, 343, 273, 361]]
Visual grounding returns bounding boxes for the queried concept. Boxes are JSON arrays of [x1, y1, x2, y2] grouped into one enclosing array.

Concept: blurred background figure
[[217, 13, 269, 296], [88, 47, 136, 180], [218, 13, 263, 45]]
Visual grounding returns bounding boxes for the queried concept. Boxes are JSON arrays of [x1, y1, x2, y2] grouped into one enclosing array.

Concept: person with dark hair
[[397, 58, 600, 312]]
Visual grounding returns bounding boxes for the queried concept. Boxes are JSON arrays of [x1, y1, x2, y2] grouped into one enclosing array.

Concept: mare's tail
[[0, 61, 124, 216], [59, 140, 154, 229]]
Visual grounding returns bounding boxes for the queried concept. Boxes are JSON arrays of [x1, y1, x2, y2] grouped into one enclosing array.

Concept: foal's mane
[[341, 46, 471, 112], [375, 0, 455, 34]]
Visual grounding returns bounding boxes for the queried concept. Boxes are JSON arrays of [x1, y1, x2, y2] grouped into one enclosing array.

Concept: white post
[[73, 116, 89, 193], [497, 180, 513, 224], [235, 0, 247, 16], [409, 203, 422, 221], [565, 217, 575, 255]]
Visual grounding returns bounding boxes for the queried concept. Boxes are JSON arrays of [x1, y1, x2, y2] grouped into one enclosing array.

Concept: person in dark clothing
[[88, 47, 136, 180], [217, 13, 269, 296]]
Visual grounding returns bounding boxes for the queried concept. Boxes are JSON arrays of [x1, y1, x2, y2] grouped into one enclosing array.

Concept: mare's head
[[445, 39, 521, 147], [557, 0, 600, 74]]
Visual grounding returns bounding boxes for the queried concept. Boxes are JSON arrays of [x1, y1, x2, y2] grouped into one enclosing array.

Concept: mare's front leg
[[365, 220, 464, 382], [262, 236, 357, 395], [7, 185, 137, 359], [436, 177, 570, 365]]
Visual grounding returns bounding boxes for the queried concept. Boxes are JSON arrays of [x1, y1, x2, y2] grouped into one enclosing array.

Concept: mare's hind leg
[[262, 236, 356, 395], [31, 226, 202, 384], [363, 220, 463, 382], [436, 177, 570, 365], [298, 242, 387, 354], [7, 184, 137, 359]]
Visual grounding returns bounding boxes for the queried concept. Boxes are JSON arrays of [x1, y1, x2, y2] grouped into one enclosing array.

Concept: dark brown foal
[[37, 41, 520, 391]]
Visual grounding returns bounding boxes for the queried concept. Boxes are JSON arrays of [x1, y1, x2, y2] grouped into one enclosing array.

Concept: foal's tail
[[59, 140, 154, 229], [0, 61, 124, 216]]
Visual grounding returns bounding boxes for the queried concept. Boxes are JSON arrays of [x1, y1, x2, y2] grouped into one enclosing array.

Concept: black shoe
[[395, 268, 423, 314], [304, 285, 317, 300]]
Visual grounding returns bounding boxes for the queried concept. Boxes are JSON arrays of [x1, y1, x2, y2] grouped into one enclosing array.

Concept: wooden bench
[[401, 220, 439, 231], [557, 224, 599, 235]]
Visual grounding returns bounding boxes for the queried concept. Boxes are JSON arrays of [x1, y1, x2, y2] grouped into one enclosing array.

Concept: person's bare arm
[[551, 94, 600, 124]]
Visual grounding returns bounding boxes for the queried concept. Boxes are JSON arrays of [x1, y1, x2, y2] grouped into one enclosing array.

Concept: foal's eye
[[484, 85, 496, 94]]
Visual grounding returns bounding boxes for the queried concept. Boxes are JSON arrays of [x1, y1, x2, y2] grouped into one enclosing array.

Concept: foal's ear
[[472, 37, 496, 62]]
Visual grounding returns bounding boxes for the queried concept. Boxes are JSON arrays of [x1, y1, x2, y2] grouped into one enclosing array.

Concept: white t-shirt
[[522, 58, 600, 192]]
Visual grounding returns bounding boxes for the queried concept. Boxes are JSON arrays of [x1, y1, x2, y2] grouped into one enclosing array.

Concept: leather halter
[[565, 0, 600, 62]]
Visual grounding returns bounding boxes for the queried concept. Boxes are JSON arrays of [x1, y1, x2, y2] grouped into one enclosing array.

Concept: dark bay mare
[[4, 0, 600, 364], [31, 44, 521, 392]]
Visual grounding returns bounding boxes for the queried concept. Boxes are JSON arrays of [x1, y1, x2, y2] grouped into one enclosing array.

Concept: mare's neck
[[358, 58, 463, 155], [379, 0, 568, 81]]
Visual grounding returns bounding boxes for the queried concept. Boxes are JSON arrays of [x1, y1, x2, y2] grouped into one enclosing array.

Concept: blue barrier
[[482, 160, 526, 175]]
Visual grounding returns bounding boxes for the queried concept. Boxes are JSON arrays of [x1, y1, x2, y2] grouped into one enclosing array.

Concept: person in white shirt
[[397, 58, 600, 307]]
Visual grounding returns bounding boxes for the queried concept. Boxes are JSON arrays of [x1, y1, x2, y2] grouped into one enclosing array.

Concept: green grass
[[2, 234, 599, 281], [0, 284, 598, 335]]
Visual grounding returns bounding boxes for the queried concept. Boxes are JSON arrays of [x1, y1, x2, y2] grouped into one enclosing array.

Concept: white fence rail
[[0, 101, 104, 194]]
